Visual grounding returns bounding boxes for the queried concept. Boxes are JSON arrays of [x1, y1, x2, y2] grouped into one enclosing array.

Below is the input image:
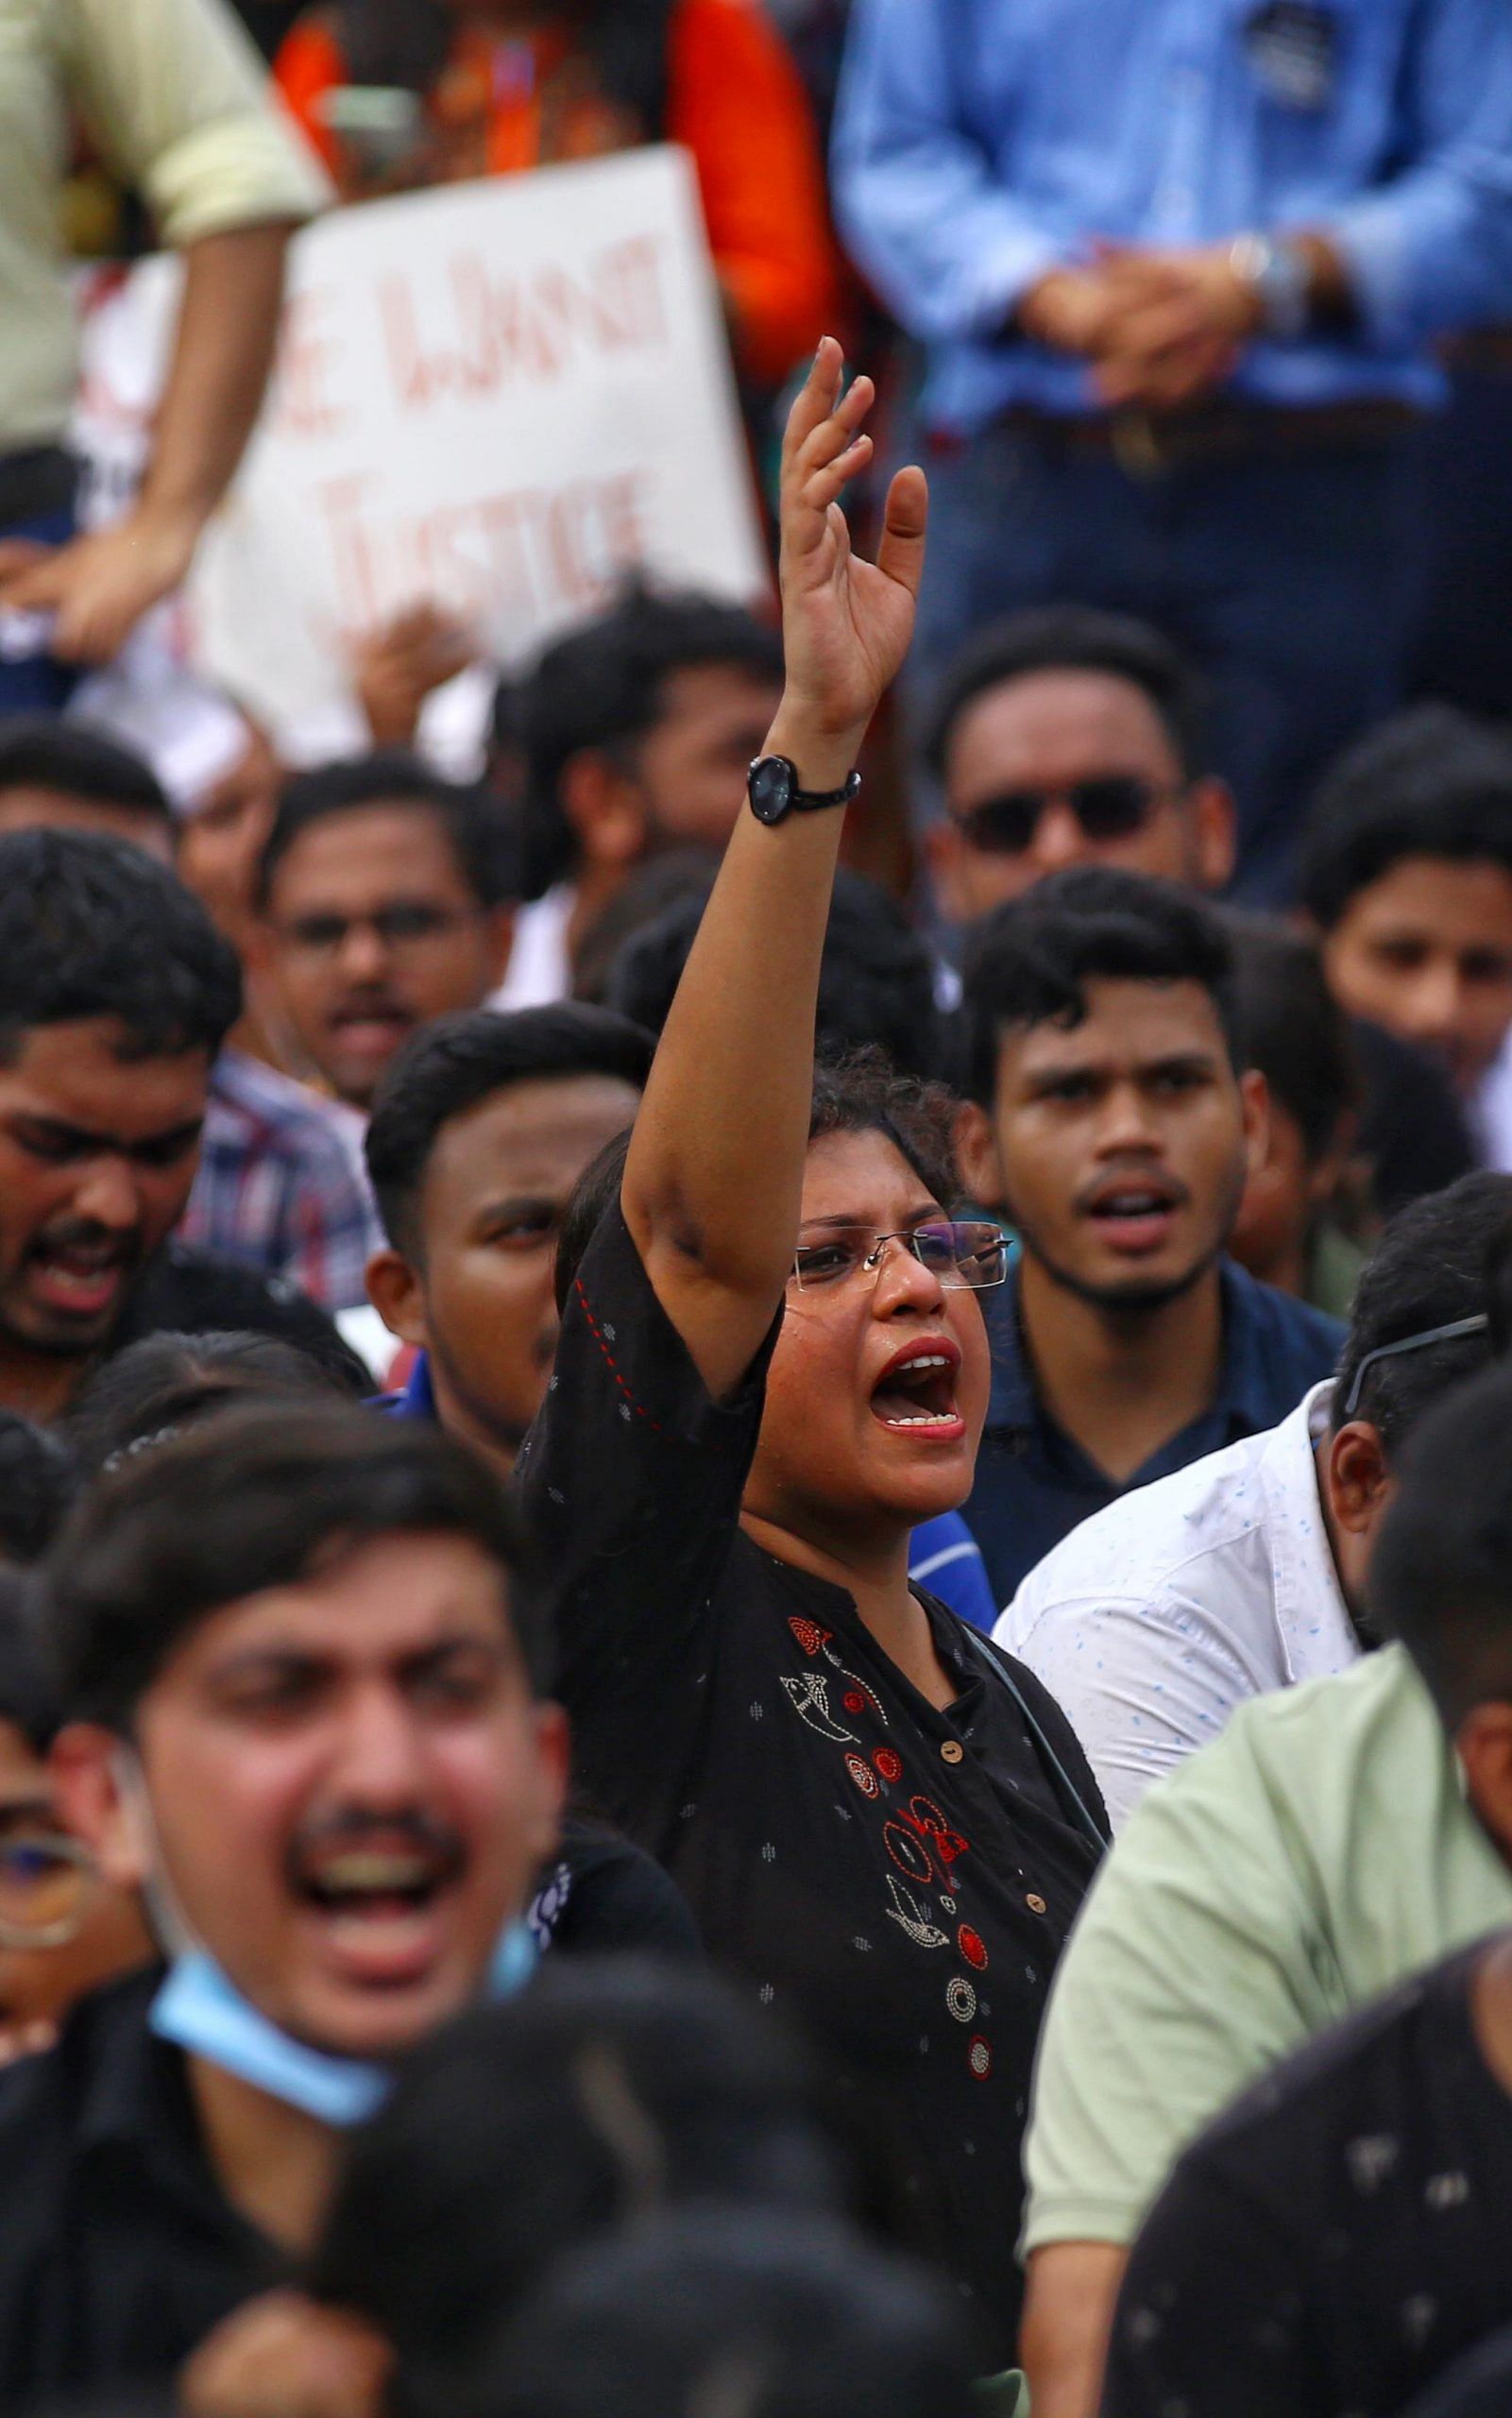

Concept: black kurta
[[519, 1205, 1105, 2360]]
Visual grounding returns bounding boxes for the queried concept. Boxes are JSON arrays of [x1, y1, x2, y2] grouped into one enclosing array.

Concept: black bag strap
[[961, 1624, 1112, 1858]]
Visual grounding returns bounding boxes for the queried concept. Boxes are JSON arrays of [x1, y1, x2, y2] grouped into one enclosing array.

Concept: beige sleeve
[[59, 0, 331, 246], [1020, 1739, 1345, 2254]]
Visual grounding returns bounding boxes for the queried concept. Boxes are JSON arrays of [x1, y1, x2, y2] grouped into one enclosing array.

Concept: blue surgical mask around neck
[[150, 1919, 537, 2128]]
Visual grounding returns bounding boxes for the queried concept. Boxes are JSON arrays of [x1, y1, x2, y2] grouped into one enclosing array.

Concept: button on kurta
[[941, 1739, 964, 1764], [1027, 1892, 1047, 1915]]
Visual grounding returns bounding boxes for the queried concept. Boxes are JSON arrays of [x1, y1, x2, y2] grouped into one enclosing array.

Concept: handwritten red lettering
[[320, 468, 656, 637], [379, 236, 672, 412]]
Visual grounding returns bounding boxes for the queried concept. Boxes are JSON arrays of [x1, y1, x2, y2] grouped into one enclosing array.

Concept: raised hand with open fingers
[[775, 336, 927, 747]]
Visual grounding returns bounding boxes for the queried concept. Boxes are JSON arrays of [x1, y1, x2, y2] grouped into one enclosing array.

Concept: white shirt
[[994, 1383, 1360, 1831], [492, 885, 572, 1011]]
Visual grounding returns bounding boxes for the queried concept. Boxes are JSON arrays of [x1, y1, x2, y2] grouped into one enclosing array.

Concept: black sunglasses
[[955, 775, 1175, 857]]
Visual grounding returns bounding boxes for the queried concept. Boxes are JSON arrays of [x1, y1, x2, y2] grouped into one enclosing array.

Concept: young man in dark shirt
[[365, 1004, 653, 1480], [1300, 705, 1512, 1155], [0, 1404, 566, 2407], [1102, 1358, 1512, 2418], [0, 827, 360, 1423], [956, 866, 1344, 1603]]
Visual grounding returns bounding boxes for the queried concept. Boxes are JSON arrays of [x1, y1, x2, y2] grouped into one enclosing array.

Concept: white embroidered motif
[[883, 1873, 949, 1949], [780, 1674, 859, 1744]]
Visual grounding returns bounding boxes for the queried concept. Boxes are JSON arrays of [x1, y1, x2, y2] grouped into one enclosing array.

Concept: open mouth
[[869, 1341, 964, 1436], [25, 1238, 133, 1320], [291, 1835, 464, 1985], [329, 1003, 414, 1055], [1082, 1180, 1183, 1255]]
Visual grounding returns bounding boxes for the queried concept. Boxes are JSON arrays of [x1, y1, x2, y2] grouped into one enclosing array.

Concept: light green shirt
[[1023, 1645, 1512, 2254], [0, 0, 328, 451]]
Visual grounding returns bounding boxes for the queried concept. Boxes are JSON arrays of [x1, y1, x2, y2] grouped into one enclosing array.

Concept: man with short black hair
[[255, 753, 518, 1112], [924, 607, 1235, 931], [0, 717, 174, 860], [1224, 918, 1363, 1314], [504, 585, 785, 1006], [999, 1170, 1505, 1826], [0, 722, 386, 1318], [365, 1005, 654, 1477], [0, 1403, 567, 2404], [1099, 1358, 1512, 2418], [1300, 705, 1512, 1156], [0, 826, 359, 1422], [956, 865, 1342, 1601]]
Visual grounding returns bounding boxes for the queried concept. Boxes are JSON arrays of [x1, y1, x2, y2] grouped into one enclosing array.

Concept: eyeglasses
[[791, 1219, 1009, 1292], [1340, 1312, 1490, 1420], [278, 904, 474, 958], [0, 1831, 97, 1950], [955, 776, 1176, 857]]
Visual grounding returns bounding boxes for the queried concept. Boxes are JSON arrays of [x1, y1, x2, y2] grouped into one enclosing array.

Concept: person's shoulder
[[1002, 1422, 1279, 1629], [550, 1823, 703, 1959], [0, 1967, 160, 2142], [1183, 1945, 1481, 2192], [210, 1055, 360, 1176], [1230, 1261, 1346, 1376]]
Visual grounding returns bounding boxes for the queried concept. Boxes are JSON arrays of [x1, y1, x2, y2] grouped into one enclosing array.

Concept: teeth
[[880, 1412, 955, 1428], [306, 1852, 433, 1893], [892, 1354, 949, 1373]]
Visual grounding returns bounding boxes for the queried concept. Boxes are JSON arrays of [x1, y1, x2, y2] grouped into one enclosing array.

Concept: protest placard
[[76, 146, 769, 751]]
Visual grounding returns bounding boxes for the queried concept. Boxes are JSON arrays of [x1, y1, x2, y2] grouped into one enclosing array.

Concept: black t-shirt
[[518, 1205, 1106, 2361], [1102, 1944, 1512, 2418], [531, 1822, 703, 1961], [0, 1969, 283, 2409]]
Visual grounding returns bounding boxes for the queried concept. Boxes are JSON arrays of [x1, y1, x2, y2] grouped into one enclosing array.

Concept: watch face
[[748, 755, 794, 826]]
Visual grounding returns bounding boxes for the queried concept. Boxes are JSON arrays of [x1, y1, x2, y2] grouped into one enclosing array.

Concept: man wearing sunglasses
[[924, 607, 1235, 937], [957, 866, 1343, 1604]]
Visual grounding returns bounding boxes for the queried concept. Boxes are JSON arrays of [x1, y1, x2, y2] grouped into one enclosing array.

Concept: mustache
[[27, 1217, 141, 1261], [284, 1806, 466, 1883], [329, 990, 410, 1019]]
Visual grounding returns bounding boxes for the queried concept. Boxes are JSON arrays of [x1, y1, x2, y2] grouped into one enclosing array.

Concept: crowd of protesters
[[2, 4, 1512, 2416]]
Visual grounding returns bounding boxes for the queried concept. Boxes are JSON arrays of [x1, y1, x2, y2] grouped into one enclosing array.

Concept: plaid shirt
[[179, 1050, 383, 1314]]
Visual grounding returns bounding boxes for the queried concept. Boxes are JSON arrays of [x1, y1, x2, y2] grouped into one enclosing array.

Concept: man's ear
[[1238, 1066, 1270, 1183], [559, 749, 647, 874], [1320, 1418, 1391, 1537], [366, 1248, 429, 1349], [1191, 778, 1237, 893], [1457, 1702, 1512, 1865], [954, 1098, 1007, 1210], [49, 1725, 151, 1893]]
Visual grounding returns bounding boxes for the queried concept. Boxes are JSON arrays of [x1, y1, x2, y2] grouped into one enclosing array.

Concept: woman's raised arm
[[621, 338, 927, 1401]]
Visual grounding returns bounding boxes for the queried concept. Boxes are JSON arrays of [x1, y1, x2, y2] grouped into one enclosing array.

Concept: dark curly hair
[[553, 1050, 960, 1315]]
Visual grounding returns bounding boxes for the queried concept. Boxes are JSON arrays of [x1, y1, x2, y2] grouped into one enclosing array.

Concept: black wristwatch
[[747, 754, 861, 826]]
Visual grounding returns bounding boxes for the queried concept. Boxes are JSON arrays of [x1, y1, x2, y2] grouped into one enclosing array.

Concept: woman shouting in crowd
[[521, 341, 1106, 2371]]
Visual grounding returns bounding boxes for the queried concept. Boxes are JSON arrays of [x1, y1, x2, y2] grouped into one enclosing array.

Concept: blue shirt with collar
[[831, 0, 1512, 437], [964, 1256, 1344, 1608], [375, 1352, 436, 1420]]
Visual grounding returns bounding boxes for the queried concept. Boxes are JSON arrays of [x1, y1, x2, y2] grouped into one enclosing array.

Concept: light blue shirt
[[831, 0, 1512, 434]]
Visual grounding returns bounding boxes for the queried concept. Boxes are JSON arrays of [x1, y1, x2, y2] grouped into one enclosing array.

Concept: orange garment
[[275, 1, 840, 385]]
